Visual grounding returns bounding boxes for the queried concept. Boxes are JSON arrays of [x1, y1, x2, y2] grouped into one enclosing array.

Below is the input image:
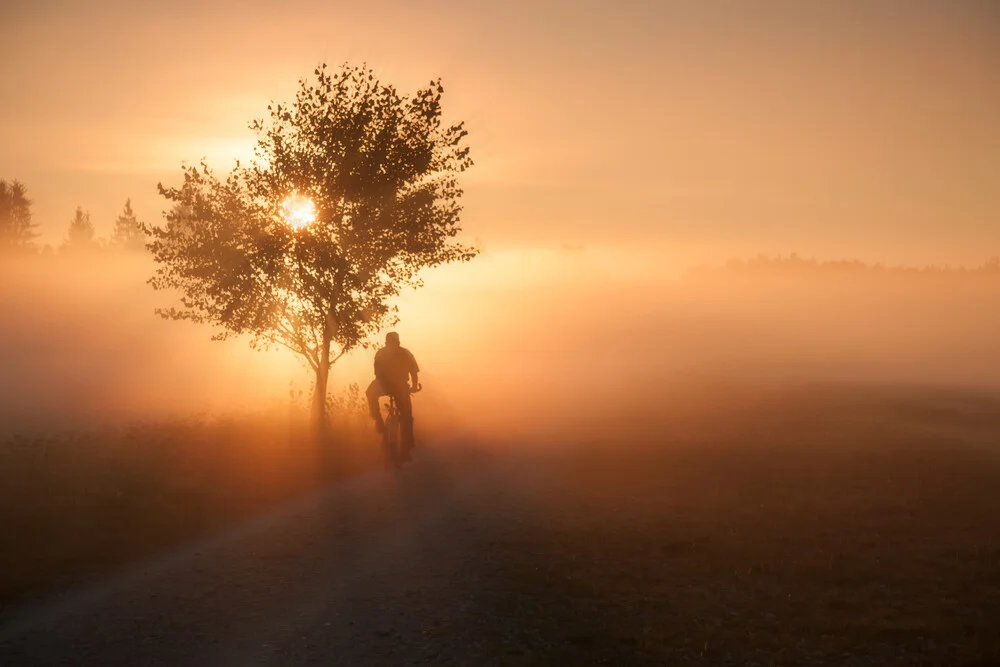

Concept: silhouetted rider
[[366, 331, 420, 456]]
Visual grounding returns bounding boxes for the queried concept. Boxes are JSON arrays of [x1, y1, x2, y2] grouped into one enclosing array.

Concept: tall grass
[[0, 391, 376, 607]]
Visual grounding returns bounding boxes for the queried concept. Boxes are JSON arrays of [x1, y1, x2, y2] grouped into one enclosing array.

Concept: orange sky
[[2, 0, 999, 267]]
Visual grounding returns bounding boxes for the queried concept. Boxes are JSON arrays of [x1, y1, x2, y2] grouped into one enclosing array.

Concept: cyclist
[[366, 331, 420, 460]]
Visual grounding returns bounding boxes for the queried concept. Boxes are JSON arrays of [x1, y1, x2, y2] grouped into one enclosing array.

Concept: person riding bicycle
[[366, 331, 420, 459]]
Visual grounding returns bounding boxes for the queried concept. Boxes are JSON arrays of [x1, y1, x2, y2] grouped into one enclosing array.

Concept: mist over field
[[4, 2, 1000, 662], [3, 248, 999, 440], [0, 253, 295, 433]]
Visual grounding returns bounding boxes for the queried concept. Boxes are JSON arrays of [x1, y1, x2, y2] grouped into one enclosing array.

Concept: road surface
[[1, 445, 536, 666]]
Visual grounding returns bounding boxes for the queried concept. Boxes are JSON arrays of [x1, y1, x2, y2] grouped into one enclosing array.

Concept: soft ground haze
[[2, 251, 999, 441]]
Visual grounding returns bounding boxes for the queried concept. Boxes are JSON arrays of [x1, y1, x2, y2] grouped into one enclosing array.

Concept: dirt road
[[3, 425, 999, 666], [1, 445, 529, 666]]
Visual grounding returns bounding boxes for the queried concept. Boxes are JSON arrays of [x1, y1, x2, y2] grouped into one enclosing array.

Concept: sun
[[281, 193, 317, 230]]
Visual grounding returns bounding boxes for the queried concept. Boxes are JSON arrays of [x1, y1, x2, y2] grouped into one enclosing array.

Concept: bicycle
[[381, 383, 421, 470]]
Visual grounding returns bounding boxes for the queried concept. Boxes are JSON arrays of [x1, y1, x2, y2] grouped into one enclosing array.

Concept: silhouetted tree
[[0, 179, 38, 252], [148, 63, 476, 426], [62, 206, 96, 253], [110, 198, 145, 251]]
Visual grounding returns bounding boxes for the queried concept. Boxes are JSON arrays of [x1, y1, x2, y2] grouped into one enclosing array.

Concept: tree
[[148, 63, 477, 426], [62, 206, 96, 253], [110, 198, 146, 251], [0, 179, 38, 252]]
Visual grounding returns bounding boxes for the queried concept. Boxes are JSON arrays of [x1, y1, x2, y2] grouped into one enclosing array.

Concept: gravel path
[[0, 445, 522, 666]]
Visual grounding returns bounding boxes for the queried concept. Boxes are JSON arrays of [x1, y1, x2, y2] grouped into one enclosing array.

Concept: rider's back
[[374, 345, 418, 391]]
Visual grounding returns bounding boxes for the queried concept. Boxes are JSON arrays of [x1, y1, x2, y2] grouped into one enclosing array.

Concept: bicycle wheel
[[383, 414, 399, 470]]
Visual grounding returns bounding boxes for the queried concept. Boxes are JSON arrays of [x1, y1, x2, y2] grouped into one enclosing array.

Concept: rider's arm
[[373, 348, 385, 385], [409, 351, 420, 389]]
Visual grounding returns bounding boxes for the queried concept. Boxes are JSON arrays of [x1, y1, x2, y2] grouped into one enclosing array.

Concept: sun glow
[[281, 193, 317, 229]]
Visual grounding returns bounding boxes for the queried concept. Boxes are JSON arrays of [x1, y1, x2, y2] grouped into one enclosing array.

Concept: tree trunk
[[312, 337, 332, 430]]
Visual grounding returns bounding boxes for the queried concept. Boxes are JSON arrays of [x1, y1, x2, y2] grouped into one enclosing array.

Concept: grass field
[[461, 383, 1000, 665], [2, 382, 999, 665], [0, 409, 381, 608]]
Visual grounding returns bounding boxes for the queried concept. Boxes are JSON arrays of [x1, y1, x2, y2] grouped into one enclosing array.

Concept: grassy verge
[[0, 409, 380, 607], [466, 385, 1000, 665]]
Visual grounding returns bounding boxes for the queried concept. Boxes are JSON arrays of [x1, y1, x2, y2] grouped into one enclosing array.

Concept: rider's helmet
[[385, 331, 400, 347]]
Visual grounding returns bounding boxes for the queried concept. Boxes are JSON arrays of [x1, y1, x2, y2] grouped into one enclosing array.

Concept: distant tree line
[[0, 179, 147, 256], [685, 252, 1000, 280]]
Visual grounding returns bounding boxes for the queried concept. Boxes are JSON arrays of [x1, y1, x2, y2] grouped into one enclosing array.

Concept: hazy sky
[[2, 0, 998, 267]]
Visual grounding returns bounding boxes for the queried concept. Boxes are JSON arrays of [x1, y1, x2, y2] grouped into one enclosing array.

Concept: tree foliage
[[147, 63, 477, 419], [0, 179, 38, 252]]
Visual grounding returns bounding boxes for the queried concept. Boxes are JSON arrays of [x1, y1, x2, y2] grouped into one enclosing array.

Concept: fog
[[2, 249, 999, 440], [0, 253, 299, 432], [399, 249, 1000, 440]]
